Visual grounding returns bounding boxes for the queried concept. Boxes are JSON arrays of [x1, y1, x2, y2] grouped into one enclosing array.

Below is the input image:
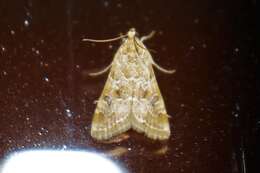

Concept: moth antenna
[[82, 34, 127, 43], [88, 63, 112, 76], [140, 30, 156, 42], [152, 61, 176, 74]]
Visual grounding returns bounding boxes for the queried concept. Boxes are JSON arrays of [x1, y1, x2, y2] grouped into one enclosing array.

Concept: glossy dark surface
[[0, 1, 256, 173]]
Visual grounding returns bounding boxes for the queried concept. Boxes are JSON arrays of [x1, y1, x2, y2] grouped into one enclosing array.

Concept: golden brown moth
[[83, 28, 175, 141]]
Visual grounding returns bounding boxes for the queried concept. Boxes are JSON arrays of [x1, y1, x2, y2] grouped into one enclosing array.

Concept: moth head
[[127, 28, 136, 39]]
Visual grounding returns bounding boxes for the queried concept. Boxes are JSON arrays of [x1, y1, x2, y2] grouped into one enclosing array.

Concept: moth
[[83, 28, 175, 141]]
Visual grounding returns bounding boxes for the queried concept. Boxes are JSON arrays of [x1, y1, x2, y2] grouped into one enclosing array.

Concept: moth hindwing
[[86, 28, 175, 141]]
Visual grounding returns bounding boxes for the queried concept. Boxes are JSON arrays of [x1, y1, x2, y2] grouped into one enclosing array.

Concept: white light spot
[[234, 48, 239, 52], [1, 150, 125, 173]]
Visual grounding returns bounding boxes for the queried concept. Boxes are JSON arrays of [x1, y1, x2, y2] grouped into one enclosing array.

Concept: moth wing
[[145, 74, 171, 140], [131, 49, 171, 140], [91, 54, 131, 140]]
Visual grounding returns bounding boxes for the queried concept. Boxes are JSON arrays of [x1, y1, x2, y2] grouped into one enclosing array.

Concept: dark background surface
[[0, 0, 257, 173]]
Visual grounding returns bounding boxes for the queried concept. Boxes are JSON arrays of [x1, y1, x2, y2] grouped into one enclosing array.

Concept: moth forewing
[[88, 28, 173, 141]]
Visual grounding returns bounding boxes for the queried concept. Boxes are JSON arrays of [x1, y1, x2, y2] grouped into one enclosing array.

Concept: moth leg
[[140, 31, 156, 42], [89, 63, 112, 76], [152, 61, 176, 74]]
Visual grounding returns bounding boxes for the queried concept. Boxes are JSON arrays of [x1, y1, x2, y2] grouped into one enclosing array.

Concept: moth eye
[[104, 95, 112, 105]]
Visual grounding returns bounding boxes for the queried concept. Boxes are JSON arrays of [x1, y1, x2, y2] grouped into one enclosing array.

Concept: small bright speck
[[117, 3, 122, 8], [108, 44, 113, 49], [40, 127, 48, 133], [103, 1, 109, 7], [44, 77, 49, 82], [1, 46, 6, 52], [10, 30, 15, 35], [189, 46, 195, 51], [235, 103, 240, 111], [24, 20, 29, 27], [3, 71, 7, 75], [65, 109, 73, 117], [26, 12, 30, 16], [1, 150, 125, 173]]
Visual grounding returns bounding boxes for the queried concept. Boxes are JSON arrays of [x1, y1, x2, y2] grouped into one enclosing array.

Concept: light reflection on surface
[[1, 150, 126, 173]]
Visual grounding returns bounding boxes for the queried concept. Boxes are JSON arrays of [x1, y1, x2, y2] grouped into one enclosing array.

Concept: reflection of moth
[[83, 28, 175, 141]]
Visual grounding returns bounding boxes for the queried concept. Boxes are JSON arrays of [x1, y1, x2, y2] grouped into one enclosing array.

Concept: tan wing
[[90, 53, 132, 140], [131, 41, 171, 140]]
